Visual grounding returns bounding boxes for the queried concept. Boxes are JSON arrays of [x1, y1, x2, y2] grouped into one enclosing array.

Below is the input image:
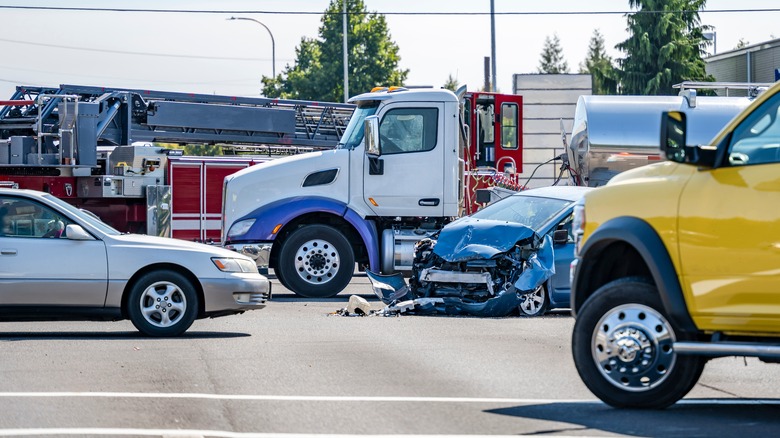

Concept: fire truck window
[[476, 103, 495, 167], [501, 103, 519, 150], [379, 108, 438, 155]]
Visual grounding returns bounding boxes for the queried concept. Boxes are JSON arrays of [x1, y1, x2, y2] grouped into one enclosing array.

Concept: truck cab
[[222, 87, 524, 298], [223, 87, 462, 298]]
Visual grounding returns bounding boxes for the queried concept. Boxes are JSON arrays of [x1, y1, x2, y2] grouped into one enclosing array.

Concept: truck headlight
[[227, 219, 256, 239], [212, 257, 258, 273]]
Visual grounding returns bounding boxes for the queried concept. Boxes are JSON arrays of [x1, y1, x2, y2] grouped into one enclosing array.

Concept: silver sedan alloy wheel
[[139, 281, 188, 328], [590, 303, 677, 392], [293, 238, 341, 285]]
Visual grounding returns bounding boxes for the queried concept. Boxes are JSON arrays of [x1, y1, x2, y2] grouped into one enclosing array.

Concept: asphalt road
[[0, 273, 779, 437]]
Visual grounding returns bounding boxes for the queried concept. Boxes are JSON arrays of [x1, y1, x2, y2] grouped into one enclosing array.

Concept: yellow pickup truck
[[570, 81, 780, 408]]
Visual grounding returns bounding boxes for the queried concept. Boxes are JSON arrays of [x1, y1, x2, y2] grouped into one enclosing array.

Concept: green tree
[[261, 0, 408, 102], [579, 29, 618, 95], [617, 0, 713, 95], [443, 74, 460, 92], [538, 34, 569, 74]]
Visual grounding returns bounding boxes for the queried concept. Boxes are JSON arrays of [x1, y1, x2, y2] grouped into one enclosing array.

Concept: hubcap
[[139, 281, 187, 328], [293, 239, 340, 285], [519, 285, 545, 315], [591, 303, 676, 392]]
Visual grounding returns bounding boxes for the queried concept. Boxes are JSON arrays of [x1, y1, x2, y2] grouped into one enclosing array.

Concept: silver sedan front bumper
[[225, 242, 273, 273], [201, 273, 271, 313]]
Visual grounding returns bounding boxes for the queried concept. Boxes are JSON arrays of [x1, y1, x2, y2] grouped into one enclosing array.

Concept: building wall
[[706, 38, 780, 96], [512, 74, 592, 188]]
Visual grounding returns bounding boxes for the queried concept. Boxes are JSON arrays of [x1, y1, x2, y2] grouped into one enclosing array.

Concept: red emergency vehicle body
[[0, 157, 262, 241], [461, 91, 524, 214]]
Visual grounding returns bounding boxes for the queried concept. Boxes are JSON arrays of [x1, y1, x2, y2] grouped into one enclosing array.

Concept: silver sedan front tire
[[127, 270, 198, 337]]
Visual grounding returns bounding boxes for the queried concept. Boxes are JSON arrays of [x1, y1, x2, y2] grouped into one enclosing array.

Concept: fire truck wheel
[[278, 225, 355, 298], [127, 270, 198, 337]]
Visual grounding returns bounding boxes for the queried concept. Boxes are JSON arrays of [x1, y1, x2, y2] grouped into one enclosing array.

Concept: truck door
[[677, 90, 780, 332], [363, 103, 445, 217], [493, 94, 523, 174]]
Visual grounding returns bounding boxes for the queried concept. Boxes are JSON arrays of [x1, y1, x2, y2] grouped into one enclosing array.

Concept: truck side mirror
[[364, 115, 381, 157], [660, 111, 687, 163], [660, 111, 717, 168]]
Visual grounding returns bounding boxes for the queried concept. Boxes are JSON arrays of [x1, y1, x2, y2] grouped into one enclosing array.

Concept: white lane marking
[[0, 392, 776, 405], [0, 392, 591, 403], [0, 431, 604, 438]]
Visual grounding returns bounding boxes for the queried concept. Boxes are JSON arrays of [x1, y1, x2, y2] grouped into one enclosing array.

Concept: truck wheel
[[518, 284, 548, 317], [127, 270, 198, 337], [571, 278, 705, 409], [278, 225, 355, 298], [271, 264, 292, 292]]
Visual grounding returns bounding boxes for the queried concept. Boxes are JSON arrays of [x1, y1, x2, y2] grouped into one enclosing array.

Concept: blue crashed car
[[367, 186, 592, 317], [465, 186, 593, 315]]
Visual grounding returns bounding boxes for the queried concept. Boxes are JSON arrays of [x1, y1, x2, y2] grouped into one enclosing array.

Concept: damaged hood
[[432, 217, 538, 262]]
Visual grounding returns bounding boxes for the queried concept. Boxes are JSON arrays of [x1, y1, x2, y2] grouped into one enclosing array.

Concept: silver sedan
[[0, 188, 270, 336]]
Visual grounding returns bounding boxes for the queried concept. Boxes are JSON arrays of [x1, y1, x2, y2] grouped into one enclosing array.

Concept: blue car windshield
[[470, 195, 571, 231], [337, 101, 379, 149]]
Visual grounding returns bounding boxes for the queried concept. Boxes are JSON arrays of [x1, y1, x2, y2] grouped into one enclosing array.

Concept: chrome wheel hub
[[591, 303, 676, 392], [140, 281, 187, 328], [294, 239, 340, 285]]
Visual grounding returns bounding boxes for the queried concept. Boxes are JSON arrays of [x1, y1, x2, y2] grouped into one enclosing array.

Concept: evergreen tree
[[617, 0, 713, 95], [261, 0, 408, 102], [538, 34, 569, 74], [443, 74, 460, 92], [579, 29, 618, 95]]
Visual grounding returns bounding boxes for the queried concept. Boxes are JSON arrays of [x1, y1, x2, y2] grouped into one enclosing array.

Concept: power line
[[0, 37, 284, 61], [0, 5, 778, 15]]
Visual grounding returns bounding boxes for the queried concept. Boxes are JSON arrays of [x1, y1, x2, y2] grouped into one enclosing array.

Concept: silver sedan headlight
[[211, 257, 258, 273], [227, 218, 256, 239]]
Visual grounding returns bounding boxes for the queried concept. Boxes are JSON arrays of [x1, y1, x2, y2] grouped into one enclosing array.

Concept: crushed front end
[[367, 218, 554, 317]]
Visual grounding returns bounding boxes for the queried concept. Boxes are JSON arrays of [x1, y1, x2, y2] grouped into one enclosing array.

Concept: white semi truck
[[222, 86, 525, 297]]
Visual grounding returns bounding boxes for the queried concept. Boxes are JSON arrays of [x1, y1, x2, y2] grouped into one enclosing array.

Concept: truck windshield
[[338, 101, 379, 149]]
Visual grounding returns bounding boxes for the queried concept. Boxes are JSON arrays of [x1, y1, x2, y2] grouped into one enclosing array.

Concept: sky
[[0, 1, 778, 102]]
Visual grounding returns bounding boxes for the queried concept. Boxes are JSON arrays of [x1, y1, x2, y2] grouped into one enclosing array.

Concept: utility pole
[[490, 0, 497, 92], [343, 0, 349, 103]]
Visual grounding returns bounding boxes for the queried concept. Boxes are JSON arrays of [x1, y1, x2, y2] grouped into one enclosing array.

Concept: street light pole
[[228, 16, 276, 78]]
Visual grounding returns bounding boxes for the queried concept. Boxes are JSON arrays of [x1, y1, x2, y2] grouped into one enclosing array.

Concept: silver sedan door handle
[[1, 248, 17, 255]]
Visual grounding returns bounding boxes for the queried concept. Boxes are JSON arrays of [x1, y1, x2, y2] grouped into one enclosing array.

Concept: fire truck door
[[493, 94, 523, 174], [170, 160, 248, 242], [203, 163, 243, 242], [170, 162, 203, 241]]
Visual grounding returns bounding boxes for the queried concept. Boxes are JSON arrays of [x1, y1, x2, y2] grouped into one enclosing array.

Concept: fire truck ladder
[[0, 84, 355, 167]]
